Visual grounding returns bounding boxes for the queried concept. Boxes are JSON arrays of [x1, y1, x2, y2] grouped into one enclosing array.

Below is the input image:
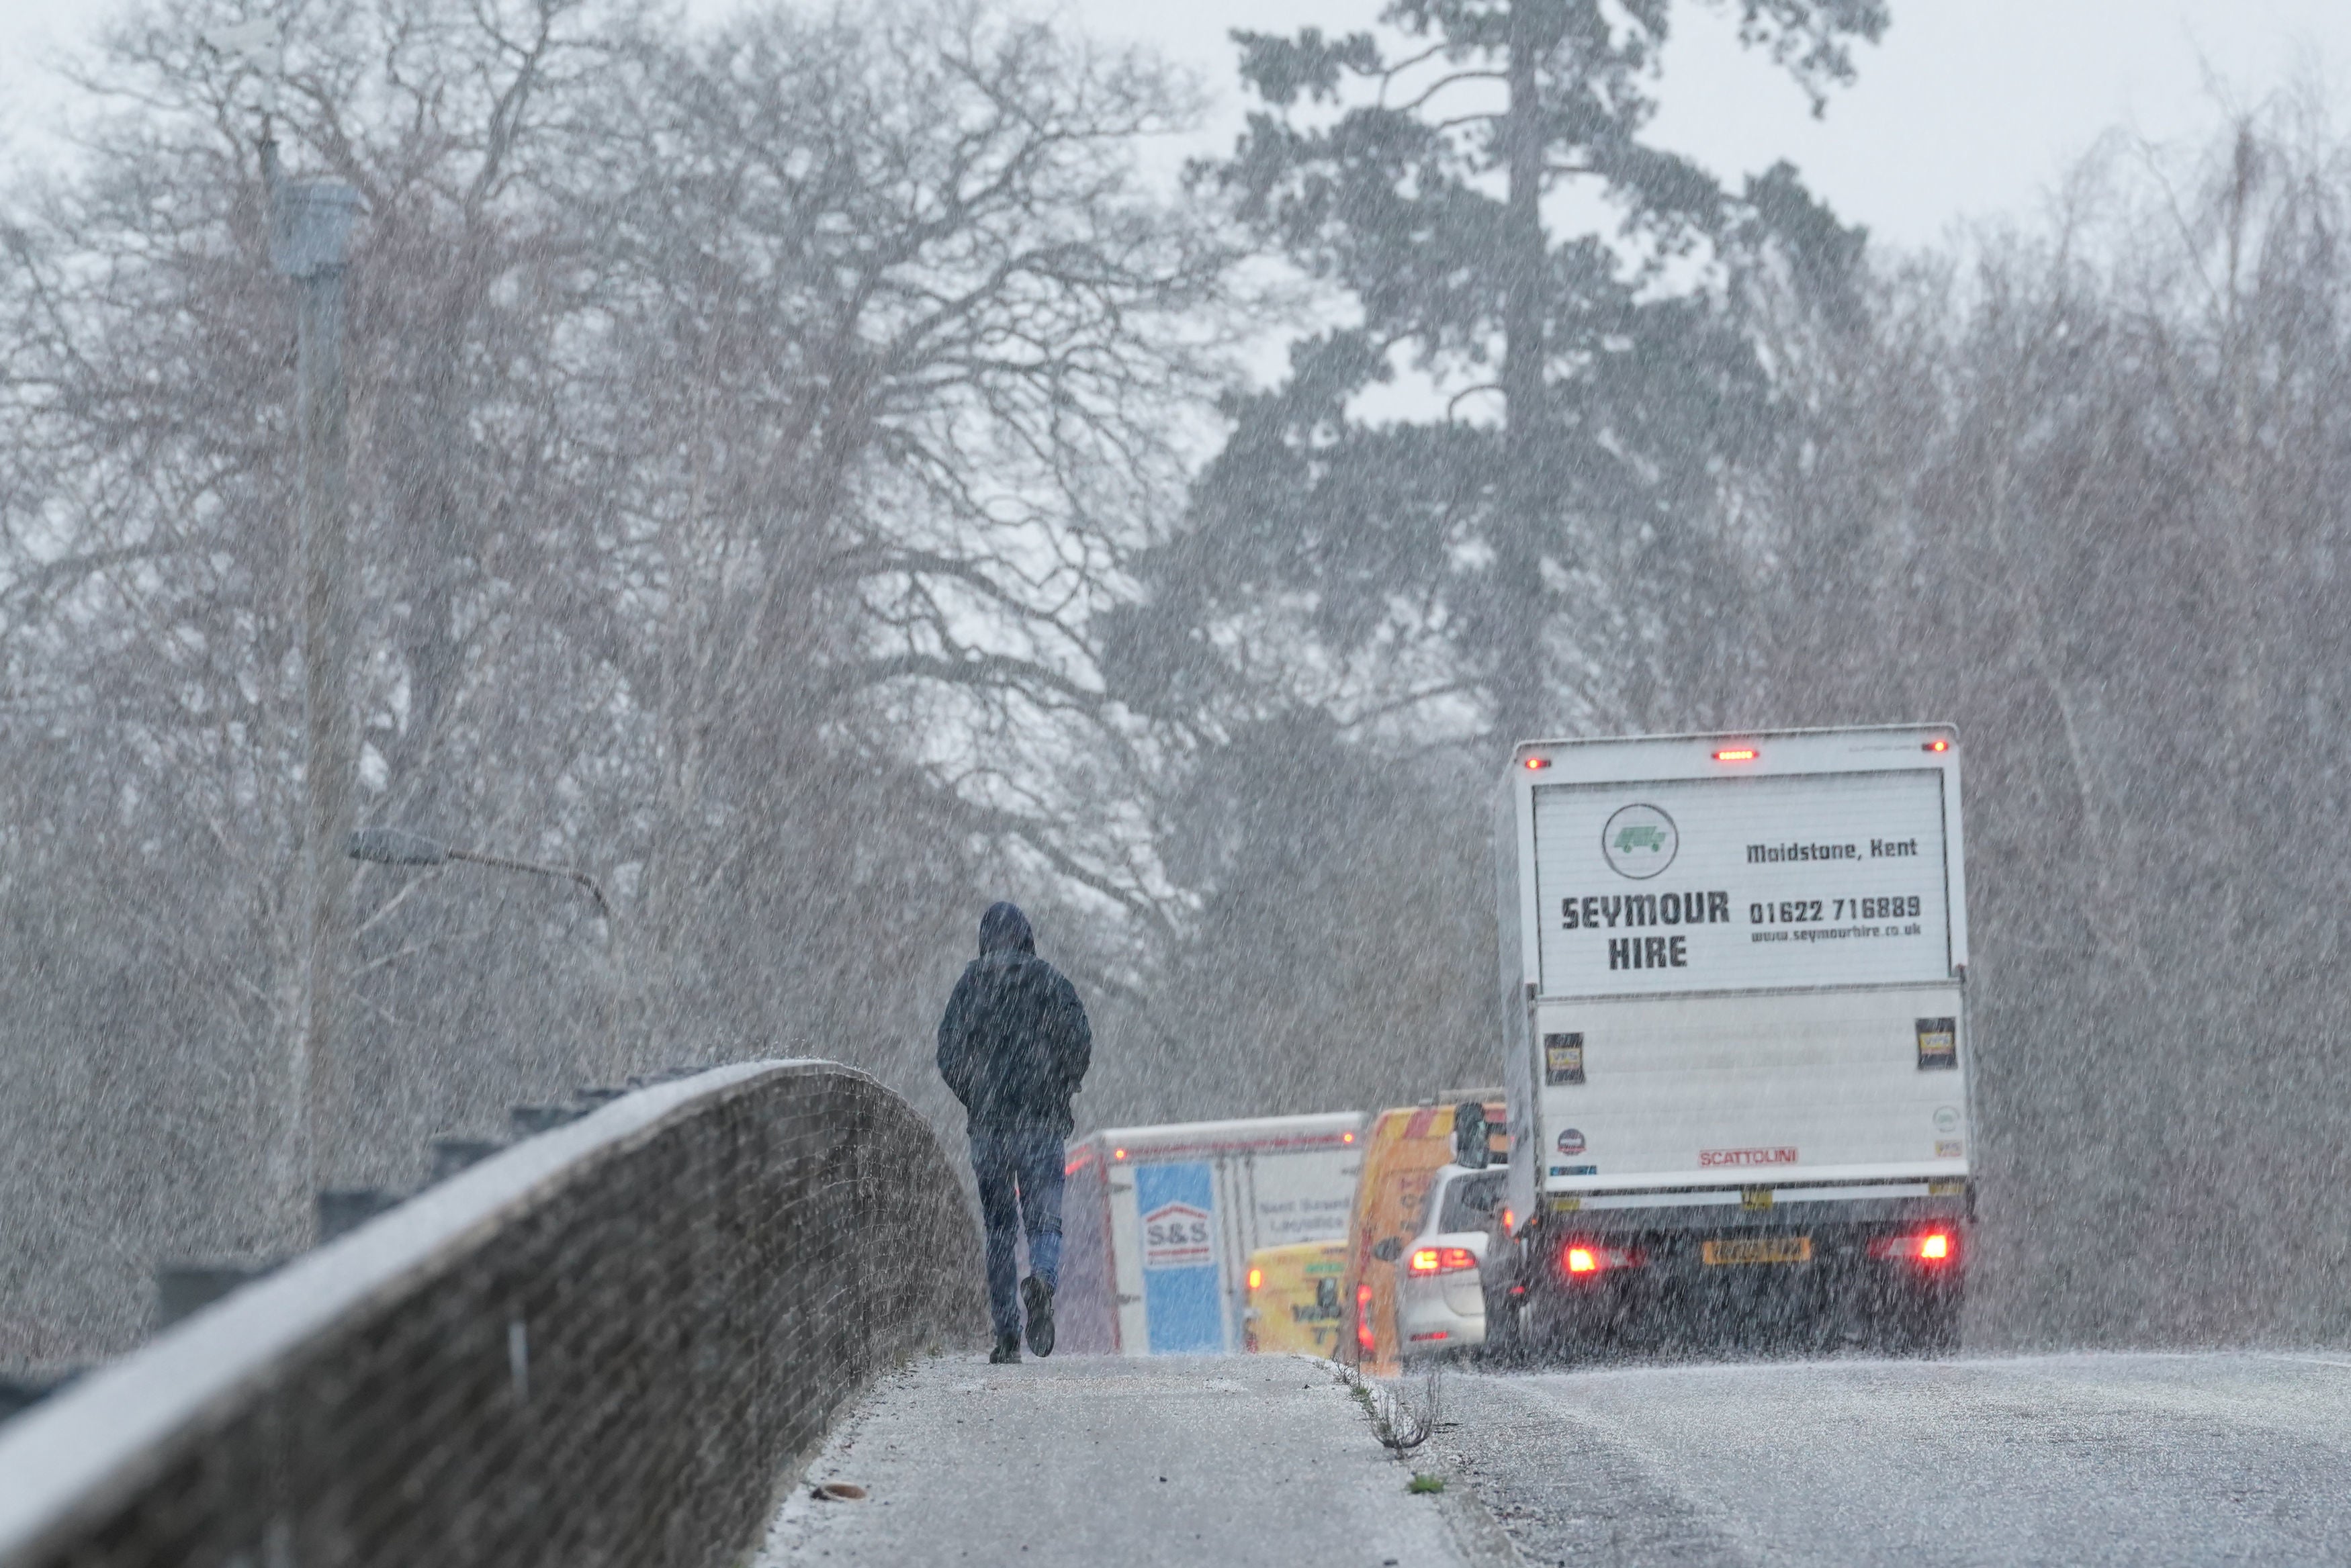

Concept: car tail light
[[1869, 1231, 1959, 1265], [1407, 1246, 1478, 1277], [1356, 1282, 1375, 1353], [1562, 1241, 1643, 1276]]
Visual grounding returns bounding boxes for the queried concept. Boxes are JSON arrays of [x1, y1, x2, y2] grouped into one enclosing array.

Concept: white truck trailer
[[1494, 726, 1973, 1350], [1057, 1113, 1364, 1355]]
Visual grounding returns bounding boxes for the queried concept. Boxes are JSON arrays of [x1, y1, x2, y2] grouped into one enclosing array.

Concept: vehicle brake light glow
[[1409, 1246, 1478, 1277], [1562, 1241, 1644, 1276], [1112, 1148, 1126, 1161], [1501, 1207, 1515, 1234], [1713, 747, 1759, 763], [1523, 756, 1550, 770], [1247, 1267, 1263, 1291], [1342, 1131, 1356, 1144], [1924, 738, 1950, 753], [1869, 1231, 1959, 1265], [1356, 1283, 1376, 1354]]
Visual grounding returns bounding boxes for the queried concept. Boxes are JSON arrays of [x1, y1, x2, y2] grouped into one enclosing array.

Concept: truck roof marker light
[[1713, 747, 1759, 763], [1112, 1148, 1126, 1161], [1924, 738, 1951, 753], [1523, 756, 1550, 770]]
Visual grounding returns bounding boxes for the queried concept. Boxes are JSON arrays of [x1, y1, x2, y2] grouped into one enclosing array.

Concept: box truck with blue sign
[[1059, 1114, 1364, 1355], [1495, 727, 1975, 1352]]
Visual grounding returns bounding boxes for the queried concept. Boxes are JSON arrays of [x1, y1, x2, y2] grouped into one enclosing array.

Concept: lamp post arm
[[445, 847, 612, 921]]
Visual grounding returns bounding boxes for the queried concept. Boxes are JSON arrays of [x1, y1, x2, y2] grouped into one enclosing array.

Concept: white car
[[1396, 1162, 1509, 1358]]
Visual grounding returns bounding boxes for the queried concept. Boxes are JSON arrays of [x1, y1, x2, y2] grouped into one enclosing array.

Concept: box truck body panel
[[1529, 986, 1968, 1188], [1059, 1114, 1363, 1356]]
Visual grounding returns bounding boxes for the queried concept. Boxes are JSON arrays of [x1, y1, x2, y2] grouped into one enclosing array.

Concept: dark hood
[[978, 901, 1034, 956]]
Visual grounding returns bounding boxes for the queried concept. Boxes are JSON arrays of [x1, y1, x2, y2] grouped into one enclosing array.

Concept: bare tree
[[0, 0, 1232, 1359]]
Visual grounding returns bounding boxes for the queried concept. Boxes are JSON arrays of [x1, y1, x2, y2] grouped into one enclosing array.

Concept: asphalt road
[[1428, 1350, 2351, 1567]]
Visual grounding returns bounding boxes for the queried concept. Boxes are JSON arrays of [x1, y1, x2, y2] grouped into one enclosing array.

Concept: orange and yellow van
[[1339, 1094, 1507, 1374]]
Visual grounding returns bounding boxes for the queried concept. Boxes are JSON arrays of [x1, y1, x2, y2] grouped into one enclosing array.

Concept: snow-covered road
[[754, 1352, 1487, 1566], [1432, 1350, 2351, 1566]]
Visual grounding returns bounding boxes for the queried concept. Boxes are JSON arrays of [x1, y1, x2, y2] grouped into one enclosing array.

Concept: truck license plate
[[1701, 1236, 1812, 1266]]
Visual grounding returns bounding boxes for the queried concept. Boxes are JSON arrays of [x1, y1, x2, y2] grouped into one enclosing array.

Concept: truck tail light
[[1356, 1283, 1376, 1353], [1407, 1246, 1478, 1277], [1868, 1231, 1959, 1265], [1562, 1242, 1643, 1277], [1247, 1267, 1263, 1292]]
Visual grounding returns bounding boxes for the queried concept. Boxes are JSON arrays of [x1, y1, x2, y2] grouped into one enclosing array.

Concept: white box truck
[[1494, 726, 1973, 1350], [1057, 1113, 1364, 1355]]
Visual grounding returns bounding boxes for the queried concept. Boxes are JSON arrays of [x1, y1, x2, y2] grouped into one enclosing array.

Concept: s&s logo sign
[[1602, 804, 1678, 880], [1141, 1202, 1214, 1269]]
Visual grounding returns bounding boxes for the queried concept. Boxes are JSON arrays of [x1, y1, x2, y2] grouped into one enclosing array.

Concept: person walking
[[937, 901, 1092, 1364]]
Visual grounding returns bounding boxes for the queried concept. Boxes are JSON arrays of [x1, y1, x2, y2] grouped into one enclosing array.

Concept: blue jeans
[[970, 1126, 1064, 1341]]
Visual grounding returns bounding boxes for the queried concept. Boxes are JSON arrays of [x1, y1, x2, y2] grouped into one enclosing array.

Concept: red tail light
[[1407, 1246, 1479, 1277], [1869, 1231, 1959, 1265], [1562, 1241, 1643, 1277], [1713, 747, 1759, 763], [1356, 1282, 1376, 1353]]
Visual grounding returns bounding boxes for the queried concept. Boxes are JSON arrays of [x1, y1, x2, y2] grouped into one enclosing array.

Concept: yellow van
[[1241, 1240, 1349, 1355], [1339, 1095, 1507, 1374]]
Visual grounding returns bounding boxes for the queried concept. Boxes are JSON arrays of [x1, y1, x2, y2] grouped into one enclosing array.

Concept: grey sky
[[5, 0, 2347, 248]]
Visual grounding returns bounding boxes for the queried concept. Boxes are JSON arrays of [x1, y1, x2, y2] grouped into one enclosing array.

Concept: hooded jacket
[[936, 903, 1092, 1134]]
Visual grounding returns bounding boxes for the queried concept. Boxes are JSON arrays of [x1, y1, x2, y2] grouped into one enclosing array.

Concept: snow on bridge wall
[[0, 1060, 984, 1568]]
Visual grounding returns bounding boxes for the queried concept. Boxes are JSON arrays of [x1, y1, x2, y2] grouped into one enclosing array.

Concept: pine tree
[[1110, 0, 1882, 743]]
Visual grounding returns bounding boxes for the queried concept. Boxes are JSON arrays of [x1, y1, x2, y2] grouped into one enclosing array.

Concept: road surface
[[1430, 1350, 2351, 1566]]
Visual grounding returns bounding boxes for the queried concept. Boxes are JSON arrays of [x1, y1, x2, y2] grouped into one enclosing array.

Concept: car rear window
[[1439, 1170, 1506, 1232]]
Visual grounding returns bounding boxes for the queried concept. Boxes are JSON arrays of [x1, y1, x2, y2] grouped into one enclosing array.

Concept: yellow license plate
[[1701, 1236, 1812, 1266]]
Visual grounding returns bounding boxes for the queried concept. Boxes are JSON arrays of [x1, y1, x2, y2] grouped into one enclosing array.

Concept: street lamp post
[[270, 159, 361, 1220]]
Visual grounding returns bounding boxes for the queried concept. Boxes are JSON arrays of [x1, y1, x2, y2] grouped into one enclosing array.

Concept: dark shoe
[[989, 1332, 1021, 1365], [1022, 1275, 1056, 1357]]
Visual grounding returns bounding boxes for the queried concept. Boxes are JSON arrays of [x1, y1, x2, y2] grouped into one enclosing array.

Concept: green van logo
[[1601, 804, 1679, 880]]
